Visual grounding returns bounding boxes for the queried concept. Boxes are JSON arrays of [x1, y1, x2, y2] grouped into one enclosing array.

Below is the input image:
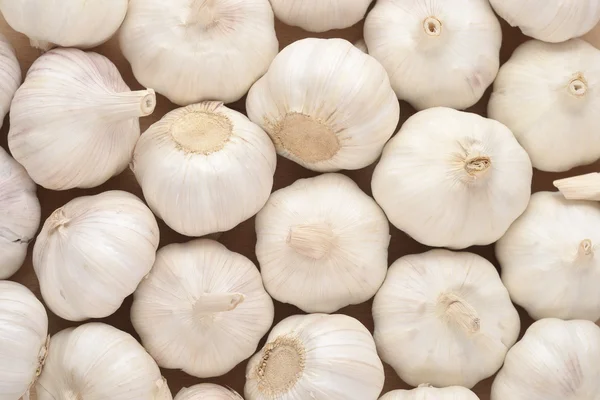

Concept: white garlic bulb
[[489, 0, 600, 43], [0, 148, 40, 279], [364, 0, 502, 110], [0, 0, 128, 50], [372, 107, 532, 249], [131, 239, 274, 378], [269, 0, 372, 32], [175, 384, 242, 400], [246, 38, 399, 172], [245, 313, 384, 400], [554, 173, 600, 201], [491, 318, 600, 400], [33, 190, 159, 322], [497, 191, 600, 321], [35, 323, 172, 400], [132, 101, 276, 237], [380, 385, 480, 400], [373, 250, 520, 389], [0, 33, 21, 128], [255, 173, 390, 313], [489, 39, 600, 172], [0, 281, 48, 400], [8, 48, 156, 190], [120, 0, 278, 105]]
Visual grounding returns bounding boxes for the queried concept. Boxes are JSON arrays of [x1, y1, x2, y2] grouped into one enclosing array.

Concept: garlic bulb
[[8, 48, 156, 190], [120, 0, 278, 105], [489, 39, 600, 172], [35, 323, 172, 400], [364, 0, 502, 110], [489, 0, 600, 43], [0, 33, 21, 128], [380, 385, 480, 400], [497, 191, 600, 321], [0, 147, 40, 279], [246, 38, 399, 172], [132, 101, 276, 237], [131, 239, 274, 378], [245, 313, 384, 400], [175, 384, 242, 400], [491, 318, 600, 400], [0, 0, 128, 50], [373, 249, 520, 388], [0, 281, 48, 400], [33, 190, 159, 322], [372, 107, 532, 249], [269, 0, 372, 32], [255, 173, 390, 313], [554, 173, 600, 201]]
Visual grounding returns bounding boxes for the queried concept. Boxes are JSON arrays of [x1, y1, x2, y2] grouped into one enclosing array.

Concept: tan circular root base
[[170, 111, 233, 155], [256, 336, 306, 397]]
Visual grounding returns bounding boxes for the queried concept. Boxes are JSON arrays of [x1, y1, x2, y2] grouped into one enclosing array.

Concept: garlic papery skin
[[245, 313, 384, 400], [496, 191, 600, 321], [175, 384, 243, 400], [0, 147, 40, 279], [132, 101, 276, 237], [373, 250, 520, 389], [255, 173, 390, 313], [379, 385, 480, 400], [119, 0, 278, 106], [488, 39, 600, 172], [554, 173, 600, 201], [35, 323, 173, 400], [491, 319, 600, 400], [364, 0, 502, 110], [131, 239, 274, 378], [32, 190, 159, 322], [269, 0, 372, 32], [7, 48, 156, 190], [372, 107, 532, 249], [246, 38, 399, 172], [0, 33, 21, 128], [0, 281, 48, 400]]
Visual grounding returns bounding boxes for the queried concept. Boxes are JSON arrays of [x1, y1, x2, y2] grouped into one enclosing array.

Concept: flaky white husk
[[373, 250, 520, 389], [255, 173, 390, 313], [120, 0, 278, 105], [364, 0, 501, 110], [0, 281, 48, 400], [497, 191, 600, 321], [246, 38, 399, 172], [488, 39, 600, 172], [380, 385, 480, 400], [490, 0, 600, 43], [0, 33, 21, 127], [132, 101, 276, 237], [0, 148, 40, 279], [245, 313, 384, 400], [35, 323, 172, 400], [491, 319, 600, 400], [372, 107, 532, 249], [33, 191, 160, 322], [270, 0, 372, 32], [131, 239, 274, 378], [7, 48, 156, 190], [175, 384, 242, 400]]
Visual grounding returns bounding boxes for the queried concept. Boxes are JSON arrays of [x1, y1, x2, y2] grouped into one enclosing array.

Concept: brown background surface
[[1, 10, 598, 400]]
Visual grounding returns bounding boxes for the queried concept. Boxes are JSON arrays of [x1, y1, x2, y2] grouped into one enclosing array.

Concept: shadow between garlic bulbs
[[379, 384, 480, 400]]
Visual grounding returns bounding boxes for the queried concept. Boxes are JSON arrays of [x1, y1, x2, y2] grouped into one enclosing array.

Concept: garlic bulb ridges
[[0, 33, 21, 128], [175, 384, 243, 400], [554, 173, 600, 201], [380, 385, 480, 400]]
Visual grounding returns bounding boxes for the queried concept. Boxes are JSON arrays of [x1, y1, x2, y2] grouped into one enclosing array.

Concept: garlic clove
[[379, 385, 480, 400], [0, 32, 21, 127], [175, 383, 243, 400], [554, 173, 600, 201]]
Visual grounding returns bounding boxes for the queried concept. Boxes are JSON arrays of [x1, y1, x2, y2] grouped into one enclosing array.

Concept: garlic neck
[[170, 107, 233, 155], [193, 292, 245, 315], [96, 89, 156, 121], [256, 336, 305, 397], [464, 156, 491, 176], [288, 222, 336, 260], [438, 293, 480, 334], [578, 239, 594, 258], [568, 75, 587, 97], [187, 0, 219, 28], [48, 208, 70, 234], [423, 17, 442, 36]]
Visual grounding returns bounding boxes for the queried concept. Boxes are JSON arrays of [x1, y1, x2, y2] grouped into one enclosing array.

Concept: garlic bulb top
[[0, 148, 40, 279], [0, 33, 21, 128], [491, 318, 600, 400], [0, 281, 48, 400], [269, 0, 372, 32], [373, 250, 520, 389], [33, 190, 160, 322], [131, 239, 274, 378], [246, 38, 399, 172], [497, 191, 600, 321], [36, 323, 172, 400], [364, 0, 502, 110], [380, 385, 480, 400], [8, 48, 156, 190], [245, 313, 384, 400], [120, 0, 278, 105], [255, 173, 390, 313], [372, 107, 532, 249], [133, 101, 276, 237], [175, 384, 243, 400]]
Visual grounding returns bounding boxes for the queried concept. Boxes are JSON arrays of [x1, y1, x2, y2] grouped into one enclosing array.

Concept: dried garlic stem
[[96, 89, 156, 121], [423, 17, 442, 36], [554, 173, 600, 201], [439, 293, 481, 334], [193, 292, 245, 314], [464, 156, 491, 176], [288, 222, 336, 260], [578, 239, 594, 257]]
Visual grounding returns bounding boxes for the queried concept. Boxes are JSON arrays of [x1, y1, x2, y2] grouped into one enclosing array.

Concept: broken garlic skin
[[0, 33, 21, 128], [175, 384, 243, 400], [364, 0, 501, 110], [373, 250, 520, 389], [270, 0, 372, 32], [380, 385, 480, 400], [491, 319, 600, 400]]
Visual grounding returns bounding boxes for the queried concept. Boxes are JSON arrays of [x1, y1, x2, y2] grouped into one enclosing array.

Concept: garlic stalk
[[255, 173, 390, 313], [380, 385, 480, 400], [246, 38, 399, 172], [33, 191, 160, 322], [373, 249, 520, 388], [554, 173, 600, 201], [245, 313, 384, 400], [175, 384, 243, 400], [0, 33, 21, 128], [8, 48, 156, 190]]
